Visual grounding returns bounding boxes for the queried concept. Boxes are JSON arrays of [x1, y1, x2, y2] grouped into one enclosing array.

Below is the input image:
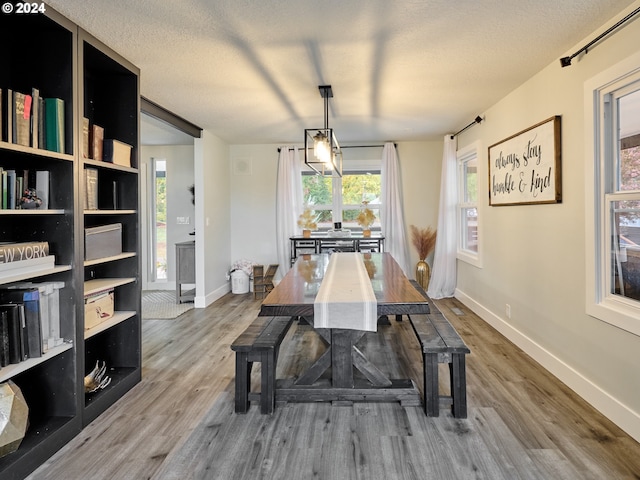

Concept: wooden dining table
[[259, 252, 431, 406]]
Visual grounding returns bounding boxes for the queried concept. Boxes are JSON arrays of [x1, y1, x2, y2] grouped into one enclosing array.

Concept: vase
[[303, 229, 311, 238], [415, 260, 431, 291], [0, 381, 28, 458], [362, 229, 371, 237]]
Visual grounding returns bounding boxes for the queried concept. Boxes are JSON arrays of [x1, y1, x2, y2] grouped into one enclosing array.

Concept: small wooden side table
[[175, 240, 195, 303]]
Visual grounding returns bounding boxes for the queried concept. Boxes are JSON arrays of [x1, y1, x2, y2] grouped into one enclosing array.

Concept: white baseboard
[[194, 283, 230, 308], [454, 288, 640, 443]]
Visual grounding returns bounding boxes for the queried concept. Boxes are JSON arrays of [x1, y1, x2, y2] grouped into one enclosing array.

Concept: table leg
[[295, 348, 332, 385], [331, 329, 357, 388], [293, 327, 391, 389], [352, 346, 392, 386]]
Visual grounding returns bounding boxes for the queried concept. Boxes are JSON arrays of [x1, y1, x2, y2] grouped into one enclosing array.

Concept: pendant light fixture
[[304, 85, 342, 176]]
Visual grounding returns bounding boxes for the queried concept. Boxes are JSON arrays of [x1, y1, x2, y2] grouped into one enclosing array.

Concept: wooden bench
[[407, 280, 471, 418], [230, 316, 294, 414]]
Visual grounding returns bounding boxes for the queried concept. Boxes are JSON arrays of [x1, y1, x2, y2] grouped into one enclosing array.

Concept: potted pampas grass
[[356, 201, 376, 237], [297, 208, 317, 238], [410, 225, 437, 290]]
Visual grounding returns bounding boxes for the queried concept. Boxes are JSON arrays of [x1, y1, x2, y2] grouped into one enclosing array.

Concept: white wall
[[455, 1, 640, 442], [140, 144, 194, 290], [194, 130, 231, 307], [229, 145, 280, 268], [228, 142, 444, 275], [139, 131, 231, 306], [397, 141, 443, 269]]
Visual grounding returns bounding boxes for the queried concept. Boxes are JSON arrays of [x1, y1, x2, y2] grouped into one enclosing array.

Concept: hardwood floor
[[29, 294, 640, 479]]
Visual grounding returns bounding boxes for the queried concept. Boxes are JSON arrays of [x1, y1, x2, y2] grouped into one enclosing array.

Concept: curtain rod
[[278, 143, 394, 152], [450, 116, 483, 139], [560, 6, 640, 67]]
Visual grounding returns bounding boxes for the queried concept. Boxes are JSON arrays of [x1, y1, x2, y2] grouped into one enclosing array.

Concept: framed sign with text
[[488, 116, 562, 206]]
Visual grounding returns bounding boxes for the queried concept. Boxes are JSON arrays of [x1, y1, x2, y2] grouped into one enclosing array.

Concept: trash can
[[231, 270, 249, 294]]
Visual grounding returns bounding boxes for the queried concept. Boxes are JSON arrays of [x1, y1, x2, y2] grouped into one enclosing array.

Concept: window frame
[[151, 158, 167, 282], [457, 141, 483, 267], [301, 168, 382, 230], [300, 171, 335, 226], [584, 51, 640, 336]]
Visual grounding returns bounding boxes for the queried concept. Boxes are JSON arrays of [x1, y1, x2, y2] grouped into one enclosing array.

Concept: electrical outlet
[[505, 304, 511, 319]]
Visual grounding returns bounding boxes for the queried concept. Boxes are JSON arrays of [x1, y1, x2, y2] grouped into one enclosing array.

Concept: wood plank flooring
[[28, 294, 640, 480]]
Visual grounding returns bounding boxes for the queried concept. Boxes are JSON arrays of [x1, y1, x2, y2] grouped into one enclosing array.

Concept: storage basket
[[231, 270, 249, 294]]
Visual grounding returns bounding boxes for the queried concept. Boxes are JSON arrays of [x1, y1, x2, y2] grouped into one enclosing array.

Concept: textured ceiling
[[47, 0, 637, 145]]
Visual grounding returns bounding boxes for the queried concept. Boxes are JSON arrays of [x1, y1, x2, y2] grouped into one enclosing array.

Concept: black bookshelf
[[0, 7, 80, 480], [0, 6, 141, 479], [78, 29, 141, 427]]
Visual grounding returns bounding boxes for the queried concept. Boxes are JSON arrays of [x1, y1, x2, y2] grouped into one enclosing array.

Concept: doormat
[[142, 290, 194, 320]]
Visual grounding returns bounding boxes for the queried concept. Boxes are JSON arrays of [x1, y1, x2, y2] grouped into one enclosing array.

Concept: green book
[[44, 97, 64, 153]]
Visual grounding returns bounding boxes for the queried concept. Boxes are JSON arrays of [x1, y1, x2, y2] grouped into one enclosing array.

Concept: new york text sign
[[488, 116, 562, 206]]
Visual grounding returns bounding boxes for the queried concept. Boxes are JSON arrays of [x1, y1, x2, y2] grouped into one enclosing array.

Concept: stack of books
[[0, 281, 65, 367], [1, 87, 65, 153]]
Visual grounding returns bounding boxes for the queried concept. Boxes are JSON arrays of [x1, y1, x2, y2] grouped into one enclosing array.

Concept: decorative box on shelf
[[85, 223, 122, 260], [84, 288, 115, 330]]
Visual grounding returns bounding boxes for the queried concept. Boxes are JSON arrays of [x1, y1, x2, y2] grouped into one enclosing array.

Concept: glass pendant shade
[[313, 132, 329, 163], [305, 127, 342, 175], [304, 85, 342, 176]]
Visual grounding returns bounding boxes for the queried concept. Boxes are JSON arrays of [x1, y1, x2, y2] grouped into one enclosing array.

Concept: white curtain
[[275, 146, 303, 281], [381, 142, 410, 275], [427, 135, 457, 299]]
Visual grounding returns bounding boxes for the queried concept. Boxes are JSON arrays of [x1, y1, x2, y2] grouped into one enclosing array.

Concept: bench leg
[[235, 352, 252, 414], [449, 354, 468, 419], [260, 349, 276, 414], [423, 353, 439, 417]]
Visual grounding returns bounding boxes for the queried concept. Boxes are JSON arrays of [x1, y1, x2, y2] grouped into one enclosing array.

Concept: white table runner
[[313, 252, 377, 331]]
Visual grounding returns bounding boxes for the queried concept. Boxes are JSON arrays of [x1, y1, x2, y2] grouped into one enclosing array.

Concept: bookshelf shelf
[[0, 342, 73, 383], [0, 209, 67, 215], [84, 277, 136, 295], [0, 265, 73, 286], [84, 209, 137, 215], [0, 415, 77, 478], [0, 141, 75, 162], [83, 252, 137, 267], [0, 7, 140, 479], [83, 158, 138, 173], [84, 311, 136, 339], [83, 365, 139, 424]]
